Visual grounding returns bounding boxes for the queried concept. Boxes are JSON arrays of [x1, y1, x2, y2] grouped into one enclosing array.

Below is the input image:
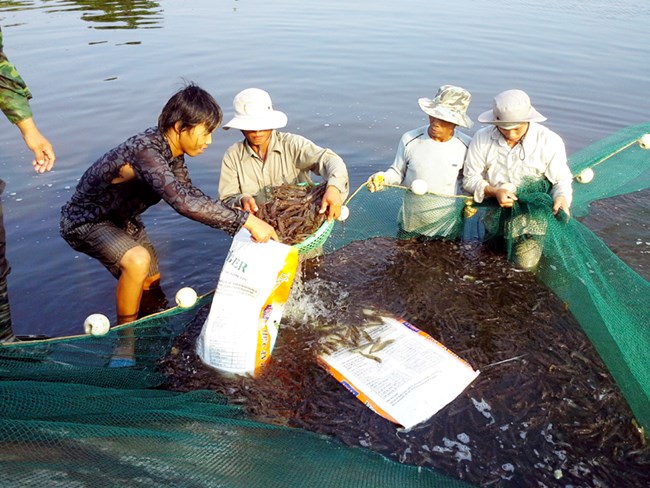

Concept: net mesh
[[1, 123, 649, 487], [1, 295, 470, 488], [326, 122, 650, 434]]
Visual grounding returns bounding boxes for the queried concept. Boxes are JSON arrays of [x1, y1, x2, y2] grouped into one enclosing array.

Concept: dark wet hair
[[158, 82, 223, 134]]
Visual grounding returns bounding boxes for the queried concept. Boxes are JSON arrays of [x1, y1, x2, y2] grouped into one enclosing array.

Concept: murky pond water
[[0, 0, 647, 336], [161, 238, 650, 487]]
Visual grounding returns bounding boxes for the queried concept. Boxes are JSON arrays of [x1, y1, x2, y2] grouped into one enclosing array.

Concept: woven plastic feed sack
[[196, 228, 299, 376]]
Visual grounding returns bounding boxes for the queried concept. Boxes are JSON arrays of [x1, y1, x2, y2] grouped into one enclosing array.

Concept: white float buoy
[[83, 313, 110, 336], [338, 205, 350, 221], [639, 133, 650, 149], [576, 167, 594, 183], [175, 287, 198, 308], [410, 179, 428, 195]]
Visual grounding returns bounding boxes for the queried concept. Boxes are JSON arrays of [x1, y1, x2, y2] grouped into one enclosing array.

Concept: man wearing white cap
[[218, 88, 349, 220], [463, 89, 573, 269], [463, 89, 572, 216], [366, 85, 473, 238]]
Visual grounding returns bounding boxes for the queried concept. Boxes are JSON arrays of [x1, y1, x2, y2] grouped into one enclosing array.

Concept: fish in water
[[160, 237, 650, 487]]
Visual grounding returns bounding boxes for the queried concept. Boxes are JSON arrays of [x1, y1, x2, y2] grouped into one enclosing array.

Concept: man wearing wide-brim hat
[[366, 85, 473, 238], [368, 84, 473, 194], [463, 89, 572, 215], [218, 88, 349, 221], [462, 89, 574, 269]]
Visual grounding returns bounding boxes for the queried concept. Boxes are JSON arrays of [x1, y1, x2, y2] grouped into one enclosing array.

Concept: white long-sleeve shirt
[[462, 123, 573, 205], [384, 125, 471, 195]]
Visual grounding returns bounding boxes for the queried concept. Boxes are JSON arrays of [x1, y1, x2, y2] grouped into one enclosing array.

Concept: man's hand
[[553, 196, 571, 219], [494, 187, 518, 208], [243, 214, 279, 243], [241, 195, 259, 213], [319, 185, 343, 221], [17, 117, 55, 173], [366, 172, 385, 192]]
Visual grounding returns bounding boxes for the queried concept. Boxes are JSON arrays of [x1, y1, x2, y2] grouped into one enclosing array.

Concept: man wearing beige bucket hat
[[218, 88, 349, 220], [462, 89, 573, 269], [463, 89, 572, 215], [366, 85, 473, 238]]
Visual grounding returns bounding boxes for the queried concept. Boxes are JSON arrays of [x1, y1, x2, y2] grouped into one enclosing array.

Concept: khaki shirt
[[219, 130, 349, 207]]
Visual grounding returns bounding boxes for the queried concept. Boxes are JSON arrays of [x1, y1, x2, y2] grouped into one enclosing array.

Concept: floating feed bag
[[318, 314, 479, 430], [0, 123, 649, 488], [325, 122, 650, 434]]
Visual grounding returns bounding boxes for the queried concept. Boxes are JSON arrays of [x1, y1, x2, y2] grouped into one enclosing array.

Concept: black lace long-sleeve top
[[61, 127, 247, 236]]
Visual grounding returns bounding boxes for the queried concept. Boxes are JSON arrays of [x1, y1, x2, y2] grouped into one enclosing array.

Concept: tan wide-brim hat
[[417, 85, 474, 129], [223, 88, 288, 131], [477, 89, 547, 127]]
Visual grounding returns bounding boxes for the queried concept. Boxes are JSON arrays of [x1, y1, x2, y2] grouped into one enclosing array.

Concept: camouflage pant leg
[[0, 188, 15, 342], [0, 276, 13, 341]]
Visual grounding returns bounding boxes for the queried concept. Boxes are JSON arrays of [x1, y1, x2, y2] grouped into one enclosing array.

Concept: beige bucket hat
[[417, 85, 474, 129], [224, 88, 288, 130], [478, 89, 547, 128]]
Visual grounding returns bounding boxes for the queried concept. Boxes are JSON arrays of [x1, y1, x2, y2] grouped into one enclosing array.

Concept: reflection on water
[[0, 0, 647, 336], [41, 0, 163, 29]]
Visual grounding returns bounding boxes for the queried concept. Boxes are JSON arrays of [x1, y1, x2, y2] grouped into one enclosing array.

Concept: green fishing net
[[327, 122, 650, 434], [1, 122, 649, 487], [0, 294, 470, 487]]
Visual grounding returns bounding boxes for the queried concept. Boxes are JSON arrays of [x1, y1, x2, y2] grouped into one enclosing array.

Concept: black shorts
[[61, 219, 159, 279]]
